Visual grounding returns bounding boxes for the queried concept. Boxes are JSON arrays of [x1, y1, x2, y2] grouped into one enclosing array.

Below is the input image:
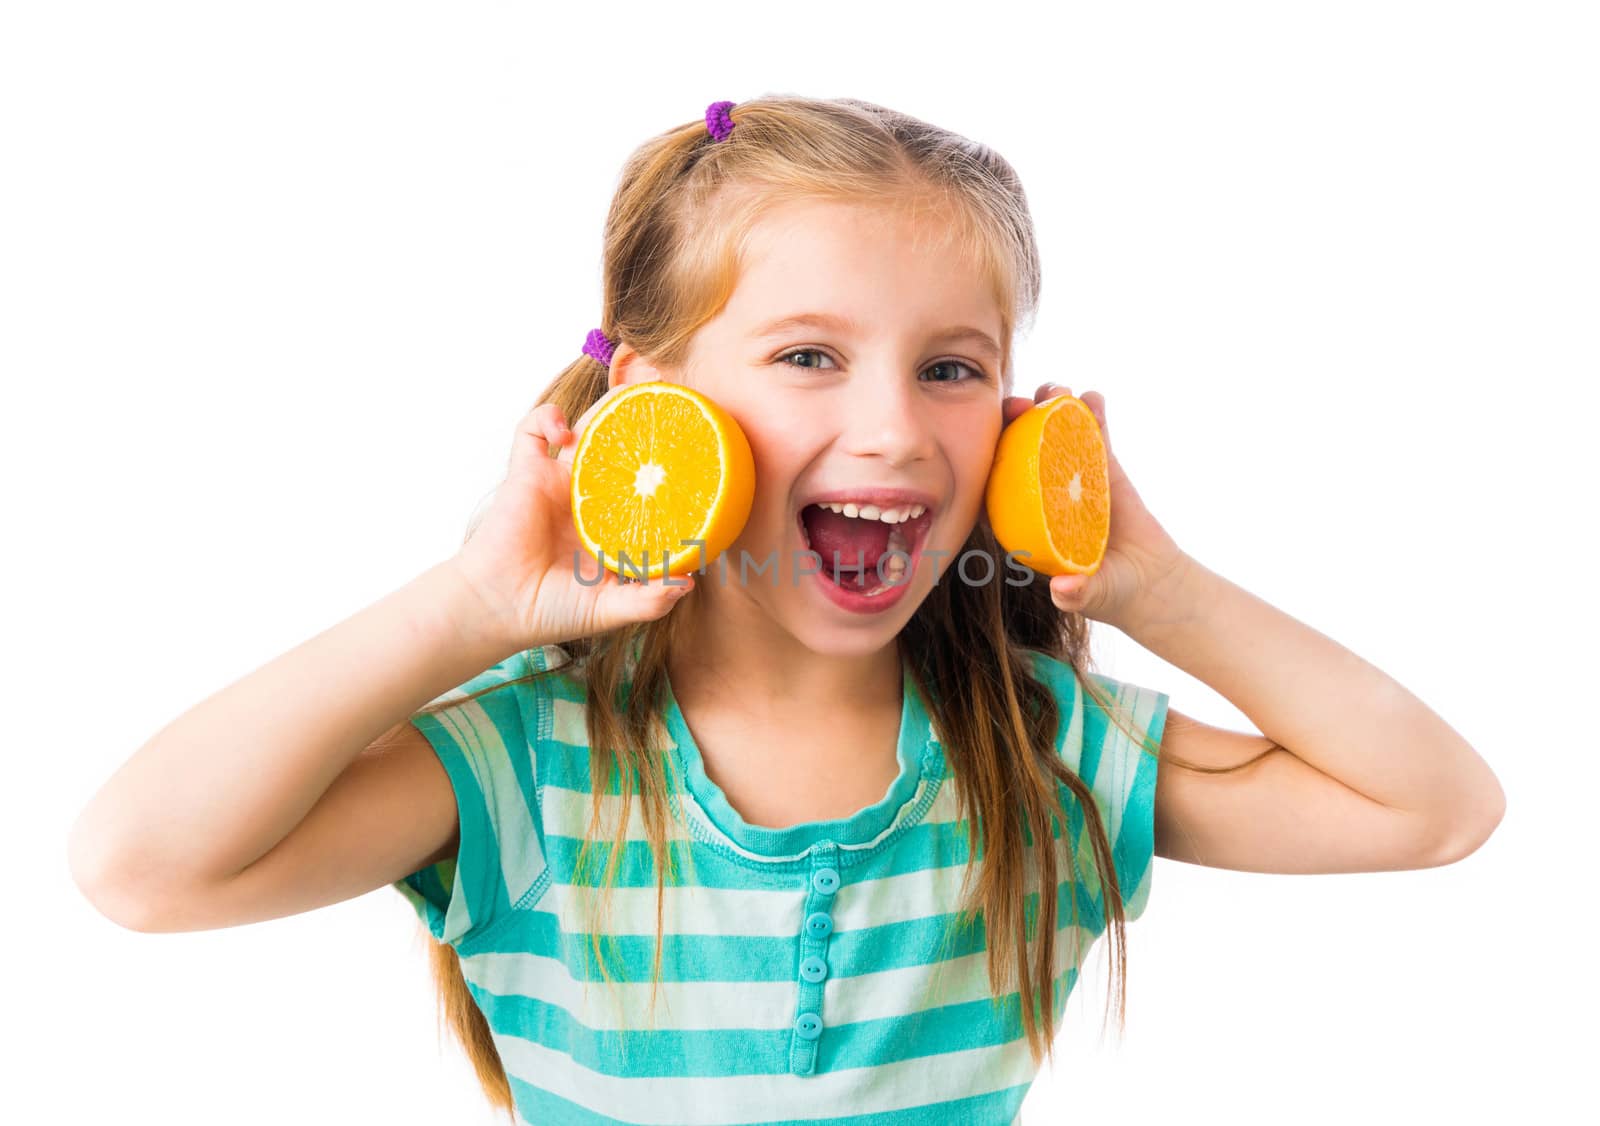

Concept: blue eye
[[777, 348, 837, 371], [776, 349, 988, 383], [921, 360, 985, 384]]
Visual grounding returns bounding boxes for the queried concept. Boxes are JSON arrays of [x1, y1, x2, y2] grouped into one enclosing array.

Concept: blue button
[[804, 911, 833, 939], [800, 955, 828, 983], [795, 1011, 823, 1040], [811, 867, 840, 895]]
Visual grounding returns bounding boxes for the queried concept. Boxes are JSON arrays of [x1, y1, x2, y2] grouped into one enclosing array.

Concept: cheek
[[743, 428, 802, 482], [729, 421, 809, 528], [952, 419, 1002, 493]]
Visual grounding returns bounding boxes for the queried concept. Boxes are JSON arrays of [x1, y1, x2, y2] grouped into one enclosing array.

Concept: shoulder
[[411, 643, 589, 767], [1021, 648, 1170, 763], [1021, 650, 1169, 872], [396, 645, 580, 945], [419, 645, 556, 707], [444, 641, 585, 701]]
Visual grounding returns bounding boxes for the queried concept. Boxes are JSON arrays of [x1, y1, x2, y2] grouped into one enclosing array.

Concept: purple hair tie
[[705, 100, 737, 142], [582, 327, 616, 367]]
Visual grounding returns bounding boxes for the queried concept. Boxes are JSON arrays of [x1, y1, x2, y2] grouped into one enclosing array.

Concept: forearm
[[1128, 555, 1505, 829], [70, 559, 520, 894]]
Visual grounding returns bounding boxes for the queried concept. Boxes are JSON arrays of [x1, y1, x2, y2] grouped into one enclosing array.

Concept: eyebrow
[[751, 312, 1001, 361]]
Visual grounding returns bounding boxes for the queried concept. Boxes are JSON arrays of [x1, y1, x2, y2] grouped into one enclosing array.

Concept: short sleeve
[[392, 646, 553, 948], [1027, 651, 1169, 928]]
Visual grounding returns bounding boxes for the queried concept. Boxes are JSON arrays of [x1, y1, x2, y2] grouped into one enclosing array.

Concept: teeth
[[816, 501, 929, 524], [812, 517, 917, 597], [865, 548, 909, 595]]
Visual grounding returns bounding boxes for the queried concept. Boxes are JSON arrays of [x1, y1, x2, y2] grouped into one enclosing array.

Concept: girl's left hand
[[999, 383, 1194, 634]]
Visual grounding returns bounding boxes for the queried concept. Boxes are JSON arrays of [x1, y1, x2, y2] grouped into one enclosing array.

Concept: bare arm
[[67, 559, 521, 931], [1135, 557, 1506, 872]]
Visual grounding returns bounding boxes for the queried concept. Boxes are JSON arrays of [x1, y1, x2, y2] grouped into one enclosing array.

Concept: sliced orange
[[569, 381, 755, 579], [985, 394, 1110, 576]]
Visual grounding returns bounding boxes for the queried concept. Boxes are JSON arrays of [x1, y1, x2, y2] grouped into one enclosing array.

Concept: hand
[[448, 385, 694, 651], [999, 383, 1193, 634]]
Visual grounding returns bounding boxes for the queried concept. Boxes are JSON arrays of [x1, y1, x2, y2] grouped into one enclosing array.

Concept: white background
[[9, 1, 1594, 1123]]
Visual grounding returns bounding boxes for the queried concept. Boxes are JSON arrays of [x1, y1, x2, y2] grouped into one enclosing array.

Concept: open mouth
[[796, 500, 937, 597]]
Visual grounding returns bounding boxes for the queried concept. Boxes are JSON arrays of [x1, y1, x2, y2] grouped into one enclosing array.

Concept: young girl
[[69, 94, 1505, 1124]]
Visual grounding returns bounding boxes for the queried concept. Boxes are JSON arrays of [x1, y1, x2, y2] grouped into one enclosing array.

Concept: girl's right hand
[[448, 387, 694, 651]]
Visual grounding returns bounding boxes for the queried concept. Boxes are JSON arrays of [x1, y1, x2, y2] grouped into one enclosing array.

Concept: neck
[[664, 581, 902, 719]]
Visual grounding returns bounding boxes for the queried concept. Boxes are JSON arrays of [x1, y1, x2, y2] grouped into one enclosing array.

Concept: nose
[[840, 369, 938, 469]]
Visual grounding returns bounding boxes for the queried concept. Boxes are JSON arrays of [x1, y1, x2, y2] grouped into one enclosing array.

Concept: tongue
[[803, 506, 892, 573]]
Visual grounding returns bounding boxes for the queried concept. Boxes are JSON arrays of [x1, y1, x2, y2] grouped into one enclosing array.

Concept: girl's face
[[622, 197, 1007, 658]]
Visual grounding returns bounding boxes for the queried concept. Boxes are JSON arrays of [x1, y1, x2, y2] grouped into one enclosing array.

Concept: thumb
[[603, 570, 695, 627], [508, 403, 573, 481]]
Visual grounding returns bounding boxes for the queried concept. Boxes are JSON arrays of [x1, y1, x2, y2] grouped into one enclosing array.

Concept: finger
[[549, 433, 572, 464], [1003, 384, 1072, 427], [509, 403, 570, 474], [1049, 572, 1089, 610], [540, 406, 572, 458], [608, 570, 696, 624], [1079, 390, 1105, 425], [1000, 394, 1035, 426]]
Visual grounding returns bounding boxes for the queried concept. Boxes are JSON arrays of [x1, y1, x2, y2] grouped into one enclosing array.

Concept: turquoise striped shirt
[[394, 643, 1168, 1125]]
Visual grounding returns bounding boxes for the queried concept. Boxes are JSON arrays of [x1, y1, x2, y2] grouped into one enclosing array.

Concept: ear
[[608, 341, 671, 390]]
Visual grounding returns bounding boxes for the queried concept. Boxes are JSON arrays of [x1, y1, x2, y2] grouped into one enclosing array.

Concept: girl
[[68, 94, 1505, 1124]]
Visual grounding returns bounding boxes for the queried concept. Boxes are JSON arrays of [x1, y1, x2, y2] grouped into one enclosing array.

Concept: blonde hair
[[408, 93, 1222, 1113]]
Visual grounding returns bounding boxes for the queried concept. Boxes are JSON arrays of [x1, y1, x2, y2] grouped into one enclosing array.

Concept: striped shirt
[[394, 643, 1168, 1125]]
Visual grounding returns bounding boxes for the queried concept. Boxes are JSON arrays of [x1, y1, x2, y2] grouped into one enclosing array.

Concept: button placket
[[790, 841, 841, 1077]]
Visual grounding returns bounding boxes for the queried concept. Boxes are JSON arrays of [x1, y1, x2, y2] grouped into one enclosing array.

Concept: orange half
[[985, 395, 1110, 576], [569, 381, 755, 579]]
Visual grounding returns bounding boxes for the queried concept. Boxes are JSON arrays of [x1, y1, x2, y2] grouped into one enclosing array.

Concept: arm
[[1130, 556, 1507, 873], [67, 560, 520, 930]]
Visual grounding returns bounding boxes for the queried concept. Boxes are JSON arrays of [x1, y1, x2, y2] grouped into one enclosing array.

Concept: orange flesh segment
[[1039, 403, 1110, 570], [573, 391, 722, 567]]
